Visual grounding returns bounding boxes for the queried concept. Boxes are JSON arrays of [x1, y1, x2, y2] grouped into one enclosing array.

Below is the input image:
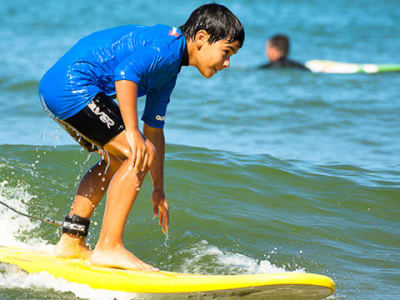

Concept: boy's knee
[[100, 150, 123, 167], [107, 155, 124, 174], [106, 145, 131, 162]]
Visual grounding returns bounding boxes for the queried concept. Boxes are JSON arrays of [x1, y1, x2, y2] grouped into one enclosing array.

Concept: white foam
[[0, 180, 50, 249], [0, 265, 135, 300], [181, 240, 305, 275]]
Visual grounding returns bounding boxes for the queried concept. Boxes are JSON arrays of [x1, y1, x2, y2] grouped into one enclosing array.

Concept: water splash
[[180, 240, 303, 275], [0, 264, 136, 300], [0, 181, 49, 249]]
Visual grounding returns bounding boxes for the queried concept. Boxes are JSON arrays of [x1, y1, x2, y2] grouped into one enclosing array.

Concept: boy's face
[[194, 32, 241, 78]]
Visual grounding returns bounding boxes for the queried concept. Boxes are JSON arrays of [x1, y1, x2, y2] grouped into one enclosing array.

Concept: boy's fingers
[[153, 204, 158, 217], [148, 150, 154, 167], [162, 218, 167, 233], [134, 149, 142, 171], [160, 204, 169, 233], [142, 153, 149, 171], [132, 148, 139, 166], [164, 210, 169, 232], [161, 215, 166, 232], [165, 211, 169, 229], [163, 224, 168, 233]]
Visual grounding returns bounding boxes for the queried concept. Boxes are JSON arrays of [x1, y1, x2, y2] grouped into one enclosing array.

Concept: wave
[[0, 144, 399, 299]]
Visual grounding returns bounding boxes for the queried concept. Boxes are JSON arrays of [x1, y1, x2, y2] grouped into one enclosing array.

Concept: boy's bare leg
[[91, 132, 158, 271], [55, 153, 121, 258]]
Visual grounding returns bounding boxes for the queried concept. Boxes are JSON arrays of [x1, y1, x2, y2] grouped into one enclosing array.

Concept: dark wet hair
[[179, 3, 245, 47], [269, 34, 290, 56]]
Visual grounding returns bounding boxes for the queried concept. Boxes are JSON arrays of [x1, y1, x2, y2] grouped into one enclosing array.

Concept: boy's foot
[[91, 246, 159, 271], [54, 234, 92, 259]]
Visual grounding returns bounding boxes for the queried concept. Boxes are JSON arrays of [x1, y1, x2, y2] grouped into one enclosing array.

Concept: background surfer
[[259, 34, 309, 70]]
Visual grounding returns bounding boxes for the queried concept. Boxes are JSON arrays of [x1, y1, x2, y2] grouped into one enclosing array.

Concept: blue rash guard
[[39, 24, 187, 128]]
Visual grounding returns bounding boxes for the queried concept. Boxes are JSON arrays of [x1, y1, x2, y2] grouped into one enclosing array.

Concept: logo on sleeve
[[156, 115, 165, 121], [169, 27, 179, 37]]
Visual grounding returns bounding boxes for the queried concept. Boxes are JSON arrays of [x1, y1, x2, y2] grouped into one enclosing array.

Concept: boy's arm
[[115, 80, 152, 171], [143, 123, 169, 233]]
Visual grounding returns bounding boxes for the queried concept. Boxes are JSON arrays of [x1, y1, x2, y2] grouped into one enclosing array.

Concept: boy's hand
[[152, 188, 169, 233], [126, 130, 151, 172]]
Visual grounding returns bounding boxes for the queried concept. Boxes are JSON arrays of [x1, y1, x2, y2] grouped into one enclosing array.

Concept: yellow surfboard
[[0, 246, 334, 298]]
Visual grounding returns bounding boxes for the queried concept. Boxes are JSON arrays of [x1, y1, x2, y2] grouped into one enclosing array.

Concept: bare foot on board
[[91, 245, 159, 271]]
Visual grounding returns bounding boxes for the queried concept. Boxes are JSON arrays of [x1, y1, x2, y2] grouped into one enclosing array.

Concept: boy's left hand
[[152, 189, 169, 233]]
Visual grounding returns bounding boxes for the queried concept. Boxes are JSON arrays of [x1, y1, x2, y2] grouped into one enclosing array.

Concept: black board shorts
[[57, 93, 125, 152]]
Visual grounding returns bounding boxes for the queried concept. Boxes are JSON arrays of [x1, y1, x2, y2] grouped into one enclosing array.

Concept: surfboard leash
[[0, 200, 63, 226]]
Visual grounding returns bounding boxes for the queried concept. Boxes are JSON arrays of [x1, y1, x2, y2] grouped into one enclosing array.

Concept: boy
[[259, 34, 309, 70], [39, 3, 245, 271]]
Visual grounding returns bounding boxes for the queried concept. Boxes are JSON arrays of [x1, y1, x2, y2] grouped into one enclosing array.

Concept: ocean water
[[0, 0, 399, 299]]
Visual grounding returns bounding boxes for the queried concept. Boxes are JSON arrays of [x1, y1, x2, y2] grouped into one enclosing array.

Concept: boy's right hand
[[126, 130, 152, 172], [152, 189, 169, 233]]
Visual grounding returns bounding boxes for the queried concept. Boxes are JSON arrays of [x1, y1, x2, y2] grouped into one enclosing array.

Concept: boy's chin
[[199, 70, 215, 79], [196, 67, 216, 79]]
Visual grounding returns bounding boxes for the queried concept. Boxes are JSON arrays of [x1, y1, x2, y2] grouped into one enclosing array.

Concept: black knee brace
[[62, 214, 90, 237]]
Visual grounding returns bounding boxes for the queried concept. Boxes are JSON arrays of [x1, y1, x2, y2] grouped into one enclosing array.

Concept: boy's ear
[[194, 30, 210, 49]]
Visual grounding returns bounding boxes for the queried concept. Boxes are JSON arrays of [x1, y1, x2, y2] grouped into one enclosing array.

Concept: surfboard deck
[[0, 246, 334, 299], [306, 60, 400, 74]]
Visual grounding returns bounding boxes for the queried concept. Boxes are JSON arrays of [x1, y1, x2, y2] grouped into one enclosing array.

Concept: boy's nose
[[223, 58, 230, 68]]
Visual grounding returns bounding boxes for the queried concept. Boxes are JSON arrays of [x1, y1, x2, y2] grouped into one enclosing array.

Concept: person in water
[[259, 34, 309, 70], [39, 3, 244, 271]]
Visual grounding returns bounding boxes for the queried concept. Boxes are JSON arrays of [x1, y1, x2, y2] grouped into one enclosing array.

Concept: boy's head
[[180, 3, 245, 78], [266, 34, 290, 62], [179, 3, 245, 48]]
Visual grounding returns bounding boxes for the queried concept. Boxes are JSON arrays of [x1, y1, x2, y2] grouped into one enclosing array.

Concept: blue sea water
[[0, 0, 399, 299]]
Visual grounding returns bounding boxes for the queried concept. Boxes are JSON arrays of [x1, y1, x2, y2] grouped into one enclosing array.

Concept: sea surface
[[0, 0, 399, 299]]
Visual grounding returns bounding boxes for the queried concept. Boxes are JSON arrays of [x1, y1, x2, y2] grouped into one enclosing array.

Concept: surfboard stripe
[[305, 60, 400, 74]]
